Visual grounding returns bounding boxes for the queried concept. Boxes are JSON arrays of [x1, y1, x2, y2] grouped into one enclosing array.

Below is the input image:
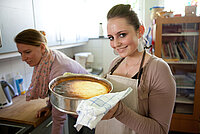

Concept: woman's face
[[17, 43, 44, 67], [107, 17, 139, 57]]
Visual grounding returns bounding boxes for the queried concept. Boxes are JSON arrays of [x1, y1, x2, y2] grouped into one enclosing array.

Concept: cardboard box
[[185, 6, 197, 16]]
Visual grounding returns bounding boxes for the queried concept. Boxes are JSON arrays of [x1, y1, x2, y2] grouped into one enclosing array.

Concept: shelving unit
[[154, 16, 200, 133]]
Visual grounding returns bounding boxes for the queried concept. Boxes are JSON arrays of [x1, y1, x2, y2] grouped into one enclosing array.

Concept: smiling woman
[[95, 4, 176, 134]]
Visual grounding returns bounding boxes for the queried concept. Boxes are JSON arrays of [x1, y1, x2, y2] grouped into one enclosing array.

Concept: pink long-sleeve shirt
[[110, 55, 176, 134]]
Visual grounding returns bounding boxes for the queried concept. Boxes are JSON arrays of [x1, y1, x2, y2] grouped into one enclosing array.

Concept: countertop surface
[[0, 95, 51, 127]]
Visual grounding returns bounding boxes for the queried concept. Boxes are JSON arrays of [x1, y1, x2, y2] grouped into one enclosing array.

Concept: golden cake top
[[54, 80, 109, 99]]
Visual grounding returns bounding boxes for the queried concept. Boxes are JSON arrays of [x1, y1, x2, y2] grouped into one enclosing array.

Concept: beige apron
[[96, 50, 145, 134], [95, 74, 139, 134]]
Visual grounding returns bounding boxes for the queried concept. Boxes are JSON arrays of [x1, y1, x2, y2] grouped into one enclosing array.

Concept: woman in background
[[14, 29, 95, 134], [96, 4, 176, 134]]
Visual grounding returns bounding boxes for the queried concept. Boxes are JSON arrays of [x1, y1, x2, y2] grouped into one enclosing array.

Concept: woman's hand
[[102, 102, 119, 120], [36, 106, 51, 118]]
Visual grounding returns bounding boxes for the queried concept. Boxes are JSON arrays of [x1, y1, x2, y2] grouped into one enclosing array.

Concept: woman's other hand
[[36, 106, 51, 118], [102, 102, 119, 120]]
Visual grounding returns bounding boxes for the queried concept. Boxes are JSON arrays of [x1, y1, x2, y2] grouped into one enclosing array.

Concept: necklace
[[125, 56, 142, 76]]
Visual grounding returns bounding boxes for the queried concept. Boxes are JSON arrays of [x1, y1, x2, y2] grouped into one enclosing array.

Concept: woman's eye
[[25, 51, 31, 54], [108, 36, 114, 41], [119, 33, 126, 38]]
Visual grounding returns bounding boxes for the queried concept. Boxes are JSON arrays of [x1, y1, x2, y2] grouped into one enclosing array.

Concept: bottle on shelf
[[15, 72, 25, 95], [99, 23, 104, 38]]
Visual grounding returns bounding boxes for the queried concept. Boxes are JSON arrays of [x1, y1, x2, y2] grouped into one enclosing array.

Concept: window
[[33, 0, 139, 45]]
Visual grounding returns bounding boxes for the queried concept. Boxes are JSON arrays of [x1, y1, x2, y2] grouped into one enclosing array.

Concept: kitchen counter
[[0, 95, 51, 127]]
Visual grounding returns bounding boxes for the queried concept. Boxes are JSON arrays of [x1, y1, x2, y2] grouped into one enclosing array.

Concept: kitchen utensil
[[0, 80, 15, 108], [49, 74, 113, 115]]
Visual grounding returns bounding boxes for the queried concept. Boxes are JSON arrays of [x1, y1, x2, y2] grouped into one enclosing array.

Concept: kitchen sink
[[0, 120, 33, 134]]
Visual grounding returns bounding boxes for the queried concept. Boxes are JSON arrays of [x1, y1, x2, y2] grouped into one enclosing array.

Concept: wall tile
[[24, 62, 33, 74], [24, 73, 32, 90], [0, 59, 12, 75], [10, 58, 25, 75]]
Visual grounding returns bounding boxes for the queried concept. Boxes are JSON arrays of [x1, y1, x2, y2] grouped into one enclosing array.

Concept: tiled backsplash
[[0, 39, 116, 91], [0, 57, 33, 90]]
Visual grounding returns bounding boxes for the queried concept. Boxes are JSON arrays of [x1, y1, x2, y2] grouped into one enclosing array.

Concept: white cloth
[[74, 87, 133, 131], [95, 74, 139, 134]]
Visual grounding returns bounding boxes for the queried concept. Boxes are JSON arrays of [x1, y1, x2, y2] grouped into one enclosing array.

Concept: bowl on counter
[[49, 74, 113, 115]]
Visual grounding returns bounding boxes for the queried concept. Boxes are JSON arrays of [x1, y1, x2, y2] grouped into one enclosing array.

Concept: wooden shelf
[[177, 86, 195, 89], [162, 32, 199, 36], [175, 96, 194, 104], [167, 61, 197, 64], [154, 16, 200, 133]]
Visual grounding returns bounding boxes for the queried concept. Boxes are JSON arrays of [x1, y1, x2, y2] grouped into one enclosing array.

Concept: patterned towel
[[74, 87, 133, 131]]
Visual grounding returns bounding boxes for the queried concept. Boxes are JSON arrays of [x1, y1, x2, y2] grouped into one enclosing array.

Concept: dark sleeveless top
[[109, 50, 146, 86]]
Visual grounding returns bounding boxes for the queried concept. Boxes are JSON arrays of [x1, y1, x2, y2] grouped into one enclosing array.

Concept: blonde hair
[[14, 29, 47, 46]]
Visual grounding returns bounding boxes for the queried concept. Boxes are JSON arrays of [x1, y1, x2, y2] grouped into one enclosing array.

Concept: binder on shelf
[[167, 44, 172, 58], [173, 43, 181, 60], [177, 42, 188, 60], [168, 42, 174, 58], [183, 41, 196, 60], [169, 42, 180, 60], [161, 46, 166, 58], [180, 42, 194, 60], [161, 43, 170, 58], [162, 42, 180, 62]]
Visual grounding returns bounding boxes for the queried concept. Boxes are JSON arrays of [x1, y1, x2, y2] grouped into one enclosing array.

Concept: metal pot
[[49, 74, 113, 115]]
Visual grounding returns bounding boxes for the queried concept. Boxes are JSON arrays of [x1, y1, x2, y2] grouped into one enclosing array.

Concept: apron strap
[[109, 58, 125, 75], [137, 50, 146, 86]]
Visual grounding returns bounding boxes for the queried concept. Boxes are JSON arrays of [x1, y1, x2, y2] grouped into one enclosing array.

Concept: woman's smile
[[116, 45, 128, 53]]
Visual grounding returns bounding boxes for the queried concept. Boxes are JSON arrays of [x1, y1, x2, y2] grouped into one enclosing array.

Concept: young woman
[[96, 4, 176, 134], [14, 29, 95, 134]]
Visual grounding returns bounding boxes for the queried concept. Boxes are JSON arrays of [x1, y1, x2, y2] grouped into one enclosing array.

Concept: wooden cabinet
[[154, 16, 200, 133]]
